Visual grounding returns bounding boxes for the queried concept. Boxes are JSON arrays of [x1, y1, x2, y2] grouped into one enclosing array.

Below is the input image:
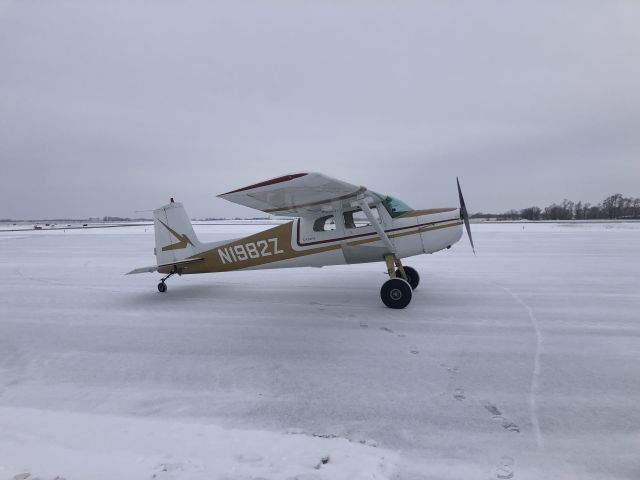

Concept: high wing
[[217, 172, 370, 216]]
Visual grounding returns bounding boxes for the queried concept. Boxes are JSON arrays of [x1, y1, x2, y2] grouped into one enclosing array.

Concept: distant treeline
[[199, 217, 271, 221], [0, 216, 273, 223], [472, 193, 640, 221], [0, 217, 153, 223], [5, 195, 639, 223], [102, 216, 152, 222]]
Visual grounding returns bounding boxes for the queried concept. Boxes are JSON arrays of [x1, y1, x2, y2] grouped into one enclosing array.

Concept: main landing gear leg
[[354, 197, 418, 308], [394, 258, 420, 291], [157, 268, 177, 293], [380, 254, 413, 309], [393, 257, 409, 282]]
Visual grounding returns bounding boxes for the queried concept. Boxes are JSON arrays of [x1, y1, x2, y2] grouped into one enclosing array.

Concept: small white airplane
[[128, 173, 474, 308]]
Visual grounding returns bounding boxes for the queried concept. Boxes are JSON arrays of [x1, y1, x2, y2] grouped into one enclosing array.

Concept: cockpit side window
[[343, 206, 380, 229], [381, 196, 413, 218], [313, 215, 336, 232]]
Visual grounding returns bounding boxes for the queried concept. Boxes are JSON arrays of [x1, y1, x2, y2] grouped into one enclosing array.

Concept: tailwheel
[[395, 266, 420, 290], [380, 278, 412, 309], [157, 268, 177, 293]]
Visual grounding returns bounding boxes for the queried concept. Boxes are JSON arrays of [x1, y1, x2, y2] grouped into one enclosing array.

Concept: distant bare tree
[[633, 198, 640, 218], [587, 204, 602, 219], [603, 194, 623, 219], [520, 206, 541, 220], [562, 199, 575, 219], [543, 203, 562, 220], [501, 209, 521, 220]]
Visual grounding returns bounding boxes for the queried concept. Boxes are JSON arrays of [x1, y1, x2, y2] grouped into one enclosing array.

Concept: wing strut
[[356, 199, 396, 255], [356, 198, 410, 281]]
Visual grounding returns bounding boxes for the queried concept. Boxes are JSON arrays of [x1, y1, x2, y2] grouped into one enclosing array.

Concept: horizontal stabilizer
[[126, 257, 204, 275], [126, 265, 157, 275], [157, 257, 204, 269]]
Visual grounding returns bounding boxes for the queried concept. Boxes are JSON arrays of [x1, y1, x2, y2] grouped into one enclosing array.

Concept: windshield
[[380, 195, 413, 218]]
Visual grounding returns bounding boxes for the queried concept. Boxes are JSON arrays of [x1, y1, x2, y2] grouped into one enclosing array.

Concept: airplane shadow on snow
[[121, 275, 389, 310]]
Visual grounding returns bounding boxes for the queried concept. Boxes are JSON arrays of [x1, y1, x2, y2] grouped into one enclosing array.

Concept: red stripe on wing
[[221, 173, 308, 195]]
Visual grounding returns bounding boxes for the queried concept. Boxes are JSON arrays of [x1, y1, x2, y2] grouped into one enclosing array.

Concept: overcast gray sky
[[1, 0, 639, 219]]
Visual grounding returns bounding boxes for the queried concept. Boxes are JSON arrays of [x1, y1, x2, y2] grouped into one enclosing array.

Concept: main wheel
[[395, 266, 420, 290], [158, 282, 167, 293], [380, 278, 412, 309]]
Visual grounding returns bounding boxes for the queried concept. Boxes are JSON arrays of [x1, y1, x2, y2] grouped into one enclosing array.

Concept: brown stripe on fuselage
[[158, 222, 341, 274], [345, 220, 462, 246], [397, 208, 457, 218], [297, 217, 459, 247]]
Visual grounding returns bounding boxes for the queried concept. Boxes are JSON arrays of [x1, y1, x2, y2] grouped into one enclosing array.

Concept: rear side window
[[343, 206, 380, 229], [313, 215, 336, 232]]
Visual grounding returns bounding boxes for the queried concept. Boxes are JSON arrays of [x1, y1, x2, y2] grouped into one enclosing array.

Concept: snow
[[1, 222, 639, 479]]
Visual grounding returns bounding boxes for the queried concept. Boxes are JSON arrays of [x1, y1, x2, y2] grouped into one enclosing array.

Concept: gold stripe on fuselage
[[397, 208, 457, 218], [161, 222, 339, 274], [345, 220, 462, 247]]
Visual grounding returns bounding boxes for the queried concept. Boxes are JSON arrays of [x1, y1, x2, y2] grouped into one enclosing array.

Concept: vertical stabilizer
[[153, 201, 201, 266]]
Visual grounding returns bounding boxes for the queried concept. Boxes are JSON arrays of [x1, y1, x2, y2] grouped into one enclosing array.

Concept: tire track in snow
[[498, 284, 544, 450]]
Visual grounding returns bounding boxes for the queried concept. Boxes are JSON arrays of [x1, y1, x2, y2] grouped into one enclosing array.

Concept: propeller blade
[[457, 177, 475, 255]]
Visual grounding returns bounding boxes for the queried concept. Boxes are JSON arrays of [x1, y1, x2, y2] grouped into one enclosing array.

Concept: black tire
[[158, 282, 167, 293], [396, 266, 420, 290], [380, 278, 412, 309]]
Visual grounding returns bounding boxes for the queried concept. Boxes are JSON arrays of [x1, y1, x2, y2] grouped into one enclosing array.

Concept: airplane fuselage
[[158, 207, 463, 275]]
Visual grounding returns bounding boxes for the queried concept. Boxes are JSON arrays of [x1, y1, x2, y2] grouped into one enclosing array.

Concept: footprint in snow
[[379, 327, 394, 334], [313, 455, 330, 469], [501, 421, 520, 433], [453, 388, 466, 401], [485, 403, 502, 416], [494, 456, 515, 479], [356, 438, 379, 447], [484, 403, 520, 433]]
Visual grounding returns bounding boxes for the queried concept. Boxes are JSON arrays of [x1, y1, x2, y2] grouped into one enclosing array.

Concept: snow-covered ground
[[1, 222, 639, 480]]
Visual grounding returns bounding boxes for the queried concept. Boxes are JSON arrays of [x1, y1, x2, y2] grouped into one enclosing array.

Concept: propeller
[[457, 177, 475, 255]]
